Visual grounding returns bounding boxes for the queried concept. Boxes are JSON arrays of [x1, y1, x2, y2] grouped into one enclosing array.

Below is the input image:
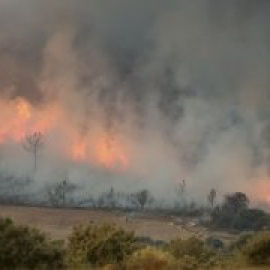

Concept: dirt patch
[[0, 205, 236, 243]]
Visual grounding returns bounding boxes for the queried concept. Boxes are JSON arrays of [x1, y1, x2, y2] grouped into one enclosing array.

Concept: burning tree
[[22, 132, 44, 171]]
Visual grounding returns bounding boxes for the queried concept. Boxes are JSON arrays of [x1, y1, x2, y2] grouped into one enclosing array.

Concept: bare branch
[[22, 132, 44, 171]]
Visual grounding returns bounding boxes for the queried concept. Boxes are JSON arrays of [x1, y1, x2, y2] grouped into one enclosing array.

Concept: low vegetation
[[0, 216, 269, 269], [66, 223, 136, 267], [211, 192, 270, 231], [0, 218, 64, 269]]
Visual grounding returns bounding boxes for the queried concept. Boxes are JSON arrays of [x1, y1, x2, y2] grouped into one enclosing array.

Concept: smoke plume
[[0, 0, 270, 205]]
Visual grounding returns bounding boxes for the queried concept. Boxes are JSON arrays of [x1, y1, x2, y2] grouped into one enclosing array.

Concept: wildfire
[[94, 134, 129, 170], [16, 98, 31, 120], [0, 96, 129, 171], [71, 133, 129, 170], [72, 140, 87, 161]]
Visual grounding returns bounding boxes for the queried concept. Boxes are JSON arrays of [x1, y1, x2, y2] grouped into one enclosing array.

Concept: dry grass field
[[0, 205, 237, 243]]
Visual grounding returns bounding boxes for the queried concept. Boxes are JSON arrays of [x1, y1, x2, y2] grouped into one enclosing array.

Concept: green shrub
[[228, 234, 253, 252], [232, 209, 270, 231], [241, 231, 270, 265], [126, 246, 177, 270], [0, 218, 64, 269], [166, 237, 213, 262], [211, 192, 270, 231], [66, 223, 135, 267]]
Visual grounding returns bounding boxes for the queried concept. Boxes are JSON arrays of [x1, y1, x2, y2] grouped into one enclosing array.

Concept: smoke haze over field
[[0, 0, 270, 204]]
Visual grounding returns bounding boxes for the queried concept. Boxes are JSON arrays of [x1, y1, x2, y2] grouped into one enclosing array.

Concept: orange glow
[[0, 96, 129, 171], [0, 97, 58, 142], [72, 140, 87, 161], [94, 134, 129, 170], [16, 98, 31, 120], [70, 132, 129, 170], [249, 176, 270, 206]]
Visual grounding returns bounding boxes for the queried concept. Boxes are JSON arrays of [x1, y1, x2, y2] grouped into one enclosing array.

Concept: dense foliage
[[0, 218, 64, 269], [66, 223, 136, 267], [211, 192, 270, 231]]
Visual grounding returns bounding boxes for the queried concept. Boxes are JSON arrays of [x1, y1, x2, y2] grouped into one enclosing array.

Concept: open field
[[0, 205, 237, 243]]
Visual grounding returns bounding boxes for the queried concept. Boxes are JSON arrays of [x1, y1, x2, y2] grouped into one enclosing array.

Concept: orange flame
[[72, 140, 87, 161], [94, 134, 128, 170], [71, 133, 129, 171], [0, 96, 129, 171], [16, 98, 31, 120]]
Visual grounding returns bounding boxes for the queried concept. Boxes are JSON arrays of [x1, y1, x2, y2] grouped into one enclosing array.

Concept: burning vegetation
[[0, 96, 129, 171]]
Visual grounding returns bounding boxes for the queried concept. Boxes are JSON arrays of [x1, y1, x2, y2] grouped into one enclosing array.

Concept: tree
[[175, 180, 187, 206], [223, 192, 249, 214], [132, 189, 152, 210], [208, 189, 217, 208], [22, 132, 44, 171], [210, 192, 266, 231], [46, 180, 77, 207]]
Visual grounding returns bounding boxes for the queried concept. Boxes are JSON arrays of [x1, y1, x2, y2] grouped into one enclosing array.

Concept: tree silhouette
[[22, 132, 44, 171], [208, 188, 217, 208], [175, 179, 187, 206], [132, 189, 152, 210]]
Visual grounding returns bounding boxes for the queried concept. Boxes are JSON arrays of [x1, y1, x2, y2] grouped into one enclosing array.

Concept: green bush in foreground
[[66, 223, 136, 267], [0, 218, 64, 269], [241, 231, 270, 265], [126, 246, 177, 270], [166, 237, 213, 262]]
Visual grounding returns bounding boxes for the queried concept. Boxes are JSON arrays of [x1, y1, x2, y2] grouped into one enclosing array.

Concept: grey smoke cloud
[[0, 0, 270, 204]]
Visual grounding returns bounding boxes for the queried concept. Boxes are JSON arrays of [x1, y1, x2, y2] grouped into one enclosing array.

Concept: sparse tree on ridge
[[22, 132, 44, 172]]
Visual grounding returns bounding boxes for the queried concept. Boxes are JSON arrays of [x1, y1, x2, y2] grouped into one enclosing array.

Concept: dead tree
[[208, 188, 217, 208], [22, 132, 44, 171], [175, 179, 187, 206]]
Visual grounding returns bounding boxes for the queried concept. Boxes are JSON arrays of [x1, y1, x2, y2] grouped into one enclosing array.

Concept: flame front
[[0, 96, 129, 171], [71, 133, 129, 170], [94, 134, 129, 170], [0, 97, 58, 143]]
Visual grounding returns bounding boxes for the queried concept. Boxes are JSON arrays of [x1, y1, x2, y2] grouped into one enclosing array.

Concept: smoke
[[0, 0, 270, 205]]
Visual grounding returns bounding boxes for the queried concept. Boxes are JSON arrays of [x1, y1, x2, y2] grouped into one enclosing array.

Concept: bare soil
[[0, 205, 237, 243]]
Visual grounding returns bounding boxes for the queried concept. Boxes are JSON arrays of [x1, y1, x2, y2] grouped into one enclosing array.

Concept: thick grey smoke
[[0, 0, 270, 204]]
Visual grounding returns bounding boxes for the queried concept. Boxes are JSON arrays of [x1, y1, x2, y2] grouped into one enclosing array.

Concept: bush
[[166, 237, 213, 262], [241, 232, 270, 265], [0, 218, 64, 269], [204, 237, 224, 251], [66, 223, 135, 267], [232, 209, 270, 231], [126, 246, 177, 270], [165, 237, 226, 269], [211, 192, 270, 231], [228, 234, 253, 252]]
